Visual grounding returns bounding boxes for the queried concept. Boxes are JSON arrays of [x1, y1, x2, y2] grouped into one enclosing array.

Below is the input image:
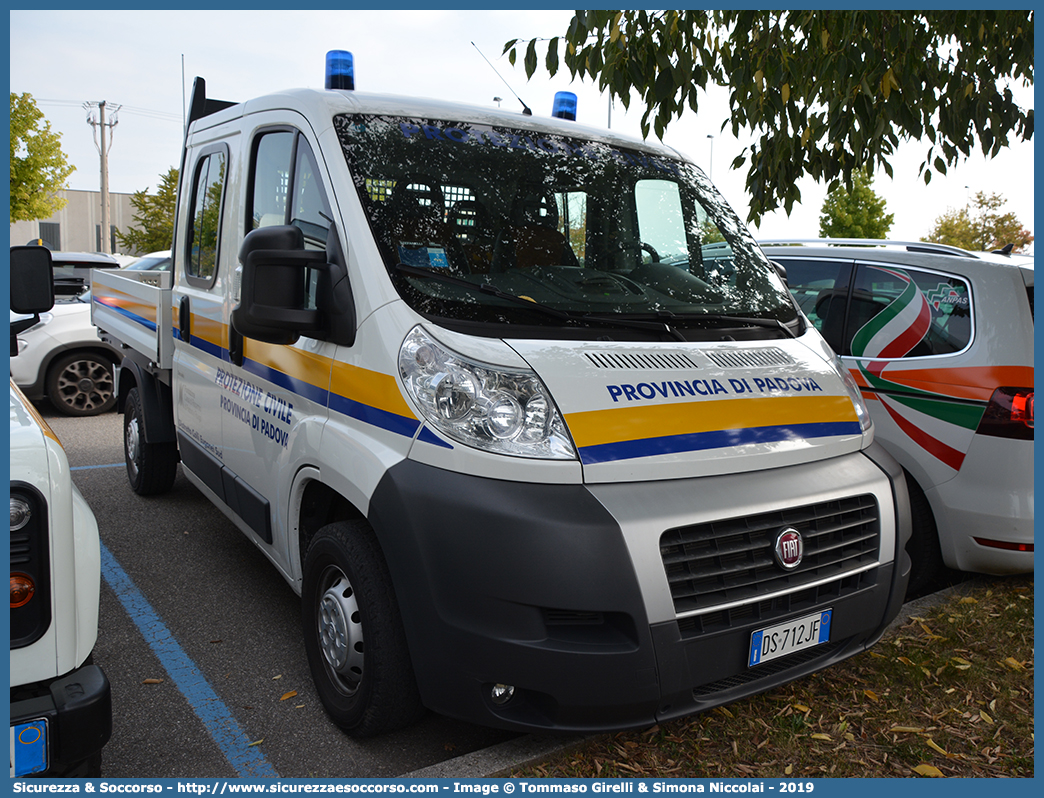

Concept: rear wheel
[[904, 473, 944, 597], [46, 352, 115, 416], [124, 387, 178, 496], [301, 520, 423, 737]]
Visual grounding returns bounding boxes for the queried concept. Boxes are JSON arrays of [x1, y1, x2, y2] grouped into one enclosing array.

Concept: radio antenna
[[472, 42, 532, 116]]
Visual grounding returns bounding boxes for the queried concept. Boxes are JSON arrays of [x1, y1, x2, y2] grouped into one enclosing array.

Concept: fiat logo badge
[[774, 527, 804, 570]]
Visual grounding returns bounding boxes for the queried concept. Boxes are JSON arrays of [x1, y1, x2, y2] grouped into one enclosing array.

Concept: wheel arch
[[43, 343, 119, 382], [115, 357, 176, 443], [291, 474, 366, 588]]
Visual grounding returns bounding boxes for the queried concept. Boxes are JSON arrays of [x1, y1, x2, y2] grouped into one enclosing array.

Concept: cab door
[[172, 142, 231, 494], [217, 118, 336, 573]]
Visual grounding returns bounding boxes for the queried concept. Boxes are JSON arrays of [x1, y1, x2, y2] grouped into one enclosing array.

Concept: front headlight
[[398, 326, 576, 460]]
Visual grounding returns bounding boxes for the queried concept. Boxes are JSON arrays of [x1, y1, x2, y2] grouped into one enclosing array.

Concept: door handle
[[179, 296, 191, 342]]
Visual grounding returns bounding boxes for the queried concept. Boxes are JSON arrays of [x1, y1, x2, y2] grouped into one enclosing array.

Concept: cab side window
[[186, 148, 227, 285], [248, 129, 334, 315], [250, 131, 332, 245], [250, 131, 293, 230]]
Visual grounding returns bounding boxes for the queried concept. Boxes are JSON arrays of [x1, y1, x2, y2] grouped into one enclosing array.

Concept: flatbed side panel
[[90, 269, 173, 369]]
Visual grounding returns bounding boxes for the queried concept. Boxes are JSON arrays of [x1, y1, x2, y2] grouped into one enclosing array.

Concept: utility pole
[[85, 100, 120, 254]]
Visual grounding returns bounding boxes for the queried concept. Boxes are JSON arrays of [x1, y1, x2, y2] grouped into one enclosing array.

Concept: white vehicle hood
[[506, 337, 868, 483], [10, 380, 52, 469]]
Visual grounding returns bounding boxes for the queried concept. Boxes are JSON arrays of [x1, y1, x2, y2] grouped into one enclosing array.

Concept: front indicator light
[[11, 573, 35, 608]]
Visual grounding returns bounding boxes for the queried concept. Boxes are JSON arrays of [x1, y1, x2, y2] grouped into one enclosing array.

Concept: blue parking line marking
[[71, 463, 125, 470], [99, 541, 279, 778]]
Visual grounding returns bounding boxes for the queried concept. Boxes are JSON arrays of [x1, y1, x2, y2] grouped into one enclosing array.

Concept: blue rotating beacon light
[[552, 91, 577, 120], [326, 50, 355, 90]]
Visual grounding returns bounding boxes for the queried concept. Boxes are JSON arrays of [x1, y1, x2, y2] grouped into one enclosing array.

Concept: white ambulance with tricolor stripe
[[91, 51, 911, 737], [764, 239, 1034, 593]]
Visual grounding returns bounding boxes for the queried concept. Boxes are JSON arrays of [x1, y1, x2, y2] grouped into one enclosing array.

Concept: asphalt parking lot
[[42, 405, 522, 779]]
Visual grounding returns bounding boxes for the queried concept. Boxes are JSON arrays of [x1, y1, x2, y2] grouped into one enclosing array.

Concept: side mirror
[[770, 260, 788, 286], [10, 246, 56, 357], [10, 246, 55, 314], [232, 225, 327, 345]]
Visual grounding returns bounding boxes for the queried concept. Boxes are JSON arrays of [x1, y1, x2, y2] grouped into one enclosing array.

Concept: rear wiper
[[395, 263, 686, 340]]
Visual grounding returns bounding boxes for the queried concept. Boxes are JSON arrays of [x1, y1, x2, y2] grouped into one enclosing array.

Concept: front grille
[[691, 641, 846, 698], [677, 568, 878, 637], [10, 531, 32, 566], [661, 495, 880, 616]]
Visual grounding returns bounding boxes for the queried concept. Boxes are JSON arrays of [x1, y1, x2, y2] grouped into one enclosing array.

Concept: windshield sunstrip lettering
[[396, 120, 682, 176], [607, 375, 824, 403]]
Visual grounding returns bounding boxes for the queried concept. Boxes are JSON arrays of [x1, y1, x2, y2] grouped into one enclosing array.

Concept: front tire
[[301, 520, 423, 737], [124, 387, 178, 496]]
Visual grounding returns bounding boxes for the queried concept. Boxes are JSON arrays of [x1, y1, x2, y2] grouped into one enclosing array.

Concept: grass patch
[[513, 575, 1033, 779]]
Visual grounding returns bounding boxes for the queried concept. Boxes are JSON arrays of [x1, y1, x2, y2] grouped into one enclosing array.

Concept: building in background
[[10, 189, 141, 258]]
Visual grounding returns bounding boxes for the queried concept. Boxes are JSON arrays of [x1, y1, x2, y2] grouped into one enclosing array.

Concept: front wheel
[[301, 521, 423, 737], [124, 387, 178, 496]]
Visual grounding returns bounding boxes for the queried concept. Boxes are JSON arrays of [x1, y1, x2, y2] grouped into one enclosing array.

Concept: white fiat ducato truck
[[10, 246, 112, 776], [91, 52, 911, 737]]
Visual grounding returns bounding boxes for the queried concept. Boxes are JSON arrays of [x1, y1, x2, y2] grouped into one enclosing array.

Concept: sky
[[8, 8, 1036, 251]]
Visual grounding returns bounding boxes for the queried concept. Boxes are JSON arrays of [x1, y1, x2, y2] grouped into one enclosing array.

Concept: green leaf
[[524, 39, 538, 78], [545, 37, 560, 76]]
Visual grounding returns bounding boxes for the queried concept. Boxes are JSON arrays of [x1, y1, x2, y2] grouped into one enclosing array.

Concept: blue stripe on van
[[92, 297, 157, 332], [578, 421, 863, 465], [243, 357, 332, 407], [327, 392, 424, 439]]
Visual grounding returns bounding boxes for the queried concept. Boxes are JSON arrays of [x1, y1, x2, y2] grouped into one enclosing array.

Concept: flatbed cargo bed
[[91, 269, 174, 369]]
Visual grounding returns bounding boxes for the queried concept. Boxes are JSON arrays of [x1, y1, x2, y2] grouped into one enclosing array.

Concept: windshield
[[335, 114, 797, 339]]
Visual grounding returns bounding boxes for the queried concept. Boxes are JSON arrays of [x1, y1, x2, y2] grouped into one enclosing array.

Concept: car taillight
[[976, 387, 1034, 440]]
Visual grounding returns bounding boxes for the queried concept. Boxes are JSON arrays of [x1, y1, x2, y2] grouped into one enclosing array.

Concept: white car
[[122, 249, 171, 271], [10, 244, 111, 777], [10, 290, 121, 416], [762, 239, 1033, 593]]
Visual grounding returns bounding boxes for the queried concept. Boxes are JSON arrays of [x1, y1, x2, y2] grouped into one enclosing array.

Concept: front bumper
[[369, 443, 910, 732], [10, 664, 112, 777]]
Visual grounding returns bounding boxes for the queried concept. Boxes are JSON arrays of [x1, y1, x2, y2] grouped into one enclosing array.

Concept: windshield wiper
[[694, 312, 797, 338], [627, 309, 797, 339], [395, 263, 687, 340], [395, 263, 573, 321]]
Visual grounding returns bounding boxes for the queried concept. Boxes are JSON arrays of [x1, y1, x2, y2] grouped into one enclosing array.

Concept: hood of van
[[506, 337, 868, 483]]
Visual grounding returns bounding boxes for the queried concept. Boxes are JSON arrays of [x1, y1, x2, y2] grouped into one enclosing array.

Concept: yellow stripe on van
[[566, 394, 858, 449], [330, 361, 416, 419]]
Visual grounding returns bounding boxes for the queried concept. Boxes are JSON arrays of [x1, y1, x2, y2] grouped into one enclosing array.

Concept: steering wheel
[[618, 240, 661, 263]]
